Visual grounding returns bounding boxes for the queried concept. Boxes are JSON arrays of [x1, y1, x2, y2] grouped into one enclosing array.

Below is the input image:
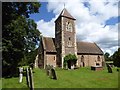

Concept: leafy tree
[[64, 54, 77, 68], [2, 2, 41, 77], [104, 52, 111, 61], [19, 48, 38, 66], [112, 48, 120, 67]]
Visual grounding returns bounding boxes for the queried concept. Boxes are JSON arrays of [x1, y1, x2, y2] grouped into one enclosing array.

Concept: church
[[35, 8, 105, 69]]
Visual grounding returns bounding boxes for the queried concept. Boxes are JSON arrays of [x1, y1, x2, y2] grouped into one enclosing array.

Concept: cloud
[[37, 18, 55, 37], [37, 0, 118, 55]]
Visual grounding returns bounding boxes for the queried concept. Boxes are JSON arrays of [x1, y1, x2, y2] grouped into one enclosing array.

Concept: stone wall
[[55, 17, 62, 67], [77, 54, 104, 67], [63, 17, 76, 55], [46, 54, 56, 67], [38, 38, 44, 68]]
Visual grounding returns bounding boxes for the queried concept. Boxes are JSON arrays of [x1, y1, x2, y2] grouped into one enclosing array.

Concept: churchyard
[[2, 67, 119, 88]]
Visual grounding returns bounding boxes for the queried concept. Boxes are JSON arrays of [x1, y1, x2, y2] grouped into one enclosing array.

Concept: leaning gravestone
[[45, 65, 50, 76], [106, 63, 112, 73], [26, 67, 30, 87], [29, 67, 34, 90], [48, 65, 51, 77], [46, 65, 53, 77], [51, 68, 57, 80]]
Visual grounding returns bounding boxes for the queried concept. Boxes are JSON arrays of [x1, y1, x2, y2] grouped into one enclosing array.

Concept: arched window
[[68, 23, 72, 32], [81, 55, 84, 62], [66, 21, 72, 32], [97, 56, 100, 61], [66, 22, 69, 30], [54, 56, 56, 60]]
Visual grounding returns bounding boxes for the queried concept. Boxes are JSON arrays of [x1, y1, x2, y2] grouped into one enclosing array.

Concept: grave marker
[[45, 65, 49, 76], [29, 67, 34, 90], [19, 67, 23, 83], [106, 63, 112, 73], [51, 68, 57, 80], [46, 65, 57, 80], [26, 67, 30, 87]]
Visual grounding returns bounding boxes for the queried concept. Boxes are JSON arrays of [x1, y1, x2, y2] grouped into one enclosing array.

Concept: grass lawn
[[2, 67, 119, 88]]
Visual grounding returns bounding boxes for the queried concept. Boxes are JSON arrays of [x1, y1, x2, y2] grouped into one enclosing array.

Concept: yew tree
[[2, 2, 41, 77]]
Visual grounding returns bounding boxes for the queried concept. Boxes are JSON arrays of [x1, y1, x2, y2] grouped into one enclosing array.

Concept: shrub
[[64, 54, 77, 68]]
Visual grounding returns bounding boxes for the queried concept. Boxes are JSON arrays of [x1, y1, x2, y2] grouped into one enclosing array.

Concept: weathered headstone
[[29, 63, 34, 70], [45, 65, 49, 76], [29, 67, 34, 90], [19, 67, 23, 83], [46, 65, 53, 77], [48, 65, 52, 77], [51, 68, 57, 80], [26, 67, 30, 87], [46, 65, 57, 80], [106, 63, 112, 73], [46, 65, 50, 76]]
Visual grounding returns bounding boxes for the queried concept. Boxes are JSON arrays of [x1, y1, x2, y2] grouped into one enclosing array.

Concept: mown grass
[[2, 67, 119, 88]]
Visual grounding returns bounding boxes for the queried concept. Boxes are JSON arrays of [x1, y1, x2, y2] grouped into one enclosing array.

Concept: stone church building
[[35, 8, 105, 69]]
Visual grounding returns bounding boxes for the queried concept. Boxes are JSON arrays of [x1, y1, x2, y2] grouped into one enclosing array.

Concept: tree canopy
[[2, 2, 41, 77], [112, 48, 120, 67], [104, 52, 111, 61], [104, 48, 120, 67]]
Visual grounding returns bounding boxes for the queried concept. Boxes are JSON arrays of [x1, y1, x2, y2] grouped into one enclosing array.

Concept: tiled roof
[[77, 41, 103, 54], [43, 37, 103, 54], [59, 8, 76, 20], [43, 37, 56, 52]]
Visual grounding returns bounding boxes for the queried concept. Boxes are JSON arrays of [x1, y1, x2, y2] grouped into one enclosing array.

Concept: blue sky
[[105, 16, 120, 25], [30, 2, 120, 25], [30, 2, 55, 22], [30, 1, 119, 55]]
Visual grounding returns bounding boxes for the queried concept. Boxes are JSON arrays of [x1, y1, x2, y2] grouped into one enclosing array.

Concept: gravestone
[[46, 65, 51, 76], [48, 65, 52, 77], [26, 67, 30, 87], [106, 63, 112, 73], [29, 67, 34, 90], [29, 63, 34, 70], [46, 65, 53, 77], [46, 65, 57, 80], [19, 67, 23, 83], [45, 65, 49, 76], [51, 68, 57, 80]]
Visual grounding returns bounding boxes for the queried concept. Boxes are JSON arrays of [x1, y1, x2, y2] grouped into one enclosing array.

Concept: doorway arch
[[81, 55, 85, 67]]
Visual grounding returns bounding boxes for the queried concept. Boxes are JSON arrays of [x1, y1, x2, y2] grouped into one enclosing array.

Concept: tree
[[112, 48, 120, 67], [18, 48, 38, 66], [104, 52, 111, 61], [64, 54, 77, 69], [2, 2, 41, 77]]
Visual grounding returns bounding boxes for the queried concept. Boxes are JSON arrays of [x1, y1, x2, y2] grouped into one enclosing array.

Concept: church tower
[[55, 8, 77, 68]]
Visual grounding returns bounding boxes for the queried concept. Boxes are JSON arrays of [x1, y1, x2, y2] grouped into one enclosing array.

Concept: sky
[[30, 0, 119, 55]]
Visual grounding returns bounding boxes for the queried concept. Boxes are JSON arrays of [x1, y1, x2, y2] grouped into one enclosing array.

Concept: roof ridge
[[56, 8, 76, 21], [77, 41, 94, 44], [94, 42, 104, 54], [77, 41, 103, 54]]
